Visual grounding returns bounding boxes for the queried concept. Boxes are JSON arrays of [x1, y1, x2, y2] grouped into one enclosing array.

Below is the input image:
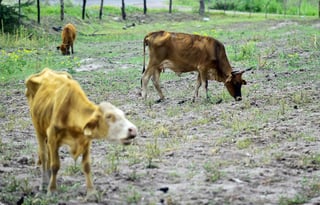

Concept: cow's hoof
[[85, 189, 99, 202], [155, 99, 164, 103], [216, 98, 223, 104], [47, 189, 57, 197], [177, 99, 187, 105]]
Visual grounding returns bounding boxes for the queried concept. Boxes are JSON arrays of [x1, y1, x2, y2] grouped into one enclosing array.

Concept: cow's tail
[[142, 34, 149, 74]]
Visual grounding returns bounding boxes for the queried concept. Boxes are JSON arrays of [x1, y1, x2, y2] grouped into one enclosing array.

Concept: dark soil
[[0, 14, 320, 205]]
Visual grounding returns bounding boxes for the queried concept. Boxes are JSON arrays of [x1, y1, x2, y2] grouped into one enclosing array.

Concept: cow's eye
[[106, 114, 113, 119]]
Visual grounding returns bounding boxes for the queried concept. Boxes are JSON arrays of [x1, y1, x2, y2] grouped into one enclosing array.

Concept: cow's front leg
[[198, 70, 210, 101], [46, 128, 60, 195], [204, 79, 209, 100], [82, 144, 99, 201], [193, 73, 201, 102], [71, 44, 74, 54], [35, 131, 50, 192], [82, 145, 94, 193]]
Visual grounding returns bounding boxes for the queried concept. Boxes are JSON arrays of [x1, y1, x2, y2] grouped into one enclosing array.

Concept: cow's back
[[25, 68, 86, 135], [146, 31, 222, 73], [62, 23, 76, 43], [25, 68, 71, 105]]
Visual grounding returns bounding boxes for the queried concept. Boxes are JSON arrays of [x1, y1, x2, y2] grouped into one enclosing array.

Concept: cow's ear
[[242, 80, 247, 85], [225, 75, 232, 83], [83, 120, 95, 136], [83, 114, 100, 136]]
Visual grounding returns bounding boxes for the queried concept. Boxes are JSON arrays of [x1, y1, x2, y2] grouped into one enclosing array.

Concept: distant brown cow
[[141, 30, 251, 102], [25, 68, 137, 198], [57, 23, 76, 55]]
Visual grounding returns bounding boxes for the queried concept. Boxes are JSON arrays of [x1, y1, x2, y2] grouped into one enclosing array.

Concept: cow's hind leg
[[141, 63, 164, 100], [151, 68, 165, 103], [141, 69, 152, 100]]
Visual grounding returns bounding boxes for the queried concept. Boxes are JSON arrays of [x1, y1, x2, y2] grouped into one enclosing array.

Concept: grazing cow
[[25, 68, 137, 198], [57, 23, 76, 55], [141, 30, 251, 102]]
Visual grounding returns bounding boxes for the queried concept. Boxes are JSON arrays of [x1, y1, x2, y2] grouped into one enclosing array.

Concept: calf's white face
[[99, 102, 137, 145]]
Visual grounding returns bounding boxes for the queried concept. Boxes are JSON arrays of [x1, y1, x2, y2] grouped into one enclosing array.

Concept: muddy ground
[[0, 14, 320, 205]]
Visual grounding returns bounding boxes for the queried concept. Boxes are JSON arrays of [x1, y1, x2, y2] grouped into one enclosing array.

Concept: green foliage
[[145, 136, 161, 168], [0, 0, 33, 33], [279, 194, 308, 205], [236, 138, 252, 149], [125, 186, 142, 204], [203, 162, 222, 182], [208, 0, 318, 16]]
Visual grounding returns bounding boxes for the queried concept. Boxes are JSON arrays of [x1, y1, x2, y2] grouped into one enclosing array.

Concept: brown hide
[[141, 31, 248, 102], [25, 68, 137, 198], [57, 23, 76, 55]]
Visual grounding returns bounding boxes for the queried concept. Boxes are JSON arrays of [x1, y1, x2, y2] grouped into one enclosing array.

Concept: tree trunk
[[99, 0, 104, 20], [265, 0, 271, 18], [249, 0, 253, 17], [199, 0, 205, 16], [60, 0, 64, 21], [18, 0, 21, 24], [169, 0, 172, 13], [121, 0, 126, 20], [37, 0, 40, 24], [283, 0, 287, 16], [318, 0, 320, 18], [297, 0, 302, 16], [82, 0, 86, 20], [143, 0, 147, 15]]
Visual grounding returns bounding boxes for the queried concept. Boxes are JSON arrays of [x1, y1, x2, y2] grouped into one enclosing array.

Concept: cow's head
[[57, 44, 70, 55], [83, 102, 137, 145], [224, 69, 251, 101]]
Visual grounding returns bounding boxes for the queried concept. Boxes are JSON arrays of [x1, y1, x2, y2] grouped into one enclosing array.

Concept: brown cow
[[57, 23, 76, 55], [141, 30, 251, 102], [25, 68, 137, 198]]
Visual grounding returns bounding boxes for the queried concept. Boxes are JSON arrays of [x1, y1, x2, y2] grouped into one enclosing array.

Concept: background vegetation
[[0, 1, 319, 205]]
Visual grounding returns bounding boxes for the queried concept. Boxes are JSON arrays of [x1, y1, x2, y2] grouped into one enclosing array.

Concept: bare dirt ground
[[0, 14, 320, 205]]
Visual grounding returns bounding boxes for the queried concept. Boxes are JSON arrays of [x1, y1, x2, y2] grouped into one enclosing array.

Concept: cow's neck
[[215, 66, 233, 83]]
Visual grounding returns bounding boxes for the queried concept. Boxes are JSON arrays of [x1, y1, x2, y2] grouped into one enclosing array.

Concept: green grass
[[1, 4, 318, 84]]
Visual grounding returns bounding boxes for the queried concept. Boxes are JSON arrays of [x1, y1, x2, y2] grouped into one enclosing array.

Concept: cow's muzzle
[[121, 127, 137, 145]]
